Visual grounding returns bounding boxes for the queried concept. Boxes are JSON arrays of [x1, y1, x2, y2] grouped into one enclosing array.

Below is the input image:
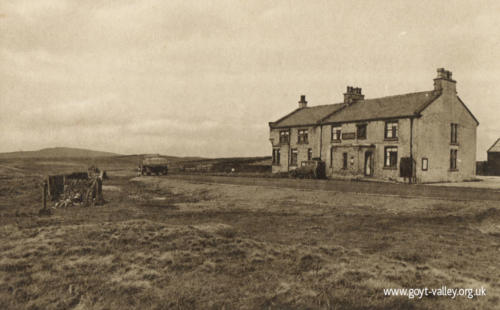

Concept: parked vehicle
[[140, 155, 168, 176]]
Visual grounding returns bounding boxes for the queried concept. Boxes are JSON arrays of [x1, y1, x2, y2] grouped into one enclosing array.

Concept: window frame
[[450, 123, 458, 145], [356, 123, 367, 140], [307, 148, 313, 161], [384, 146, 398, 169], [384, 120, 399, 140], [290, 148, 298, 166], [422, 157, 428, 171], [279, 130, 290, 144], [331, 124, 342, 142], [297, 128, 309, 144], [450, 149, 458, 171], [272, 148, 281, 166]]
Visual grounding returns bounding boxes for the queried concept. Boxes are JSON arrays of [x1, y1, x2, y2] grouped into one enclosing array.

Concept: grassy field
[[1, 159, 499, 309]]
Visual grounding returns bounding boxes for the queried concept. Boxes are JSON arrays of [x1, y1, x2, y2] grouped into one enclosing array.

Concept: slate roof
[[322, 90, 442, 123], [269, 103, 344, 128], [488, 138, 500, 153], [270, 89, 480, 128]]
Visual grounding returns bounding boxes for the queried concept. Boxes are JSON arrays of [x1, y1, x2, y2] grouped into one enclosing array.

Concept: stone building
[[269, 68, 479, 183], [487, 138, 500, 176]]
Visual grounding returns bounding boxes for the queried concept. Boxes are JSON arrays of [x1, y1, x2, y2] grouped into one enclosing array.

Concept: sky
[[0, 0, 499, 159]]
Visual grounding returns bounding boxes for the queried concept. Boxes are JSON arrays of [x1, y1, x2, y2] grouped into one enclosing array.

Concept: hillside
[[0, 147, 120, 159]]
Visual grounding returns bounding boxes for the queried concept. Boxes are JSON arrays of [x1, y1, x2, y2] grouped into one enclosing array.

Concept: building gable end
[[413, 91, 442, 115], [487, 138, 500, 153], [457, 96, 479, 126]]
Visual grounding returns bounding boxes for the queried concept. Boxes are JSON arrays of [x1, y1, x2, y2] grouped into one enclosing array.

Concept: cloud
[[0, 0, 499, 157]]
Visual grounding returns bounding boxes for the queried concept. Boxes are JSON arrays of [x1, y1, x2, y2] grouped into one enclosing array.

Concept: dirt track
[[166, 174, 500, 202]]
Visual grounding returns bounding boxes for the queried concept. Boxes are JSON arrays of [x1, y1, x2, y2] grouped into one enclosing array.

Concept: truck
[[140, 155, 169, 176]]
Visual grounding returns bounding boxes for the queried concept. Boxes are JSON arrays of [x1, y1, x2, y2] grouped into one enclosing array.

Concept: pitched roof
[[270, 103, 344, 128], [457, 96, 480, 125], [488, 138, 500, 153], [322, 90, 442, 123]]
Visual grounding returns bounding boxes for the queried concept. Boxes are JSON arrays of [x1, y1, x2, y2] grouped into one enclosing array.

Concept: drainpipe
[[288, 143, 290, 172], [287, 130, 290, 172], [319, 125, 323, 161], [410, 117, 414, 184]]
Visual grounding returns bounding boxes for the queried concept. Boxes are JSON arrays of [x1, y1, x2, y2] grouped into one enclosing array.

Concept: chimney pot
[[343, 86, 364, 105], [433, 68, 456, 92], [298, 94, 308, 108]]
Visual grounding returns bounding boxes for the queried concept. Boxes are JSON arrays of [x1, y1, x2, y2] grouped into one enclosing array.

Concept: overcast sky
[[1, 0, 499, 159]]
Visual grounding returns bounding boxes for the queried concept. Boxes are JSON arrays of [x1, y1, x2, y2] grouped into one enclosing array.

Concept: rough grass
[[0, 162, 499, 309]]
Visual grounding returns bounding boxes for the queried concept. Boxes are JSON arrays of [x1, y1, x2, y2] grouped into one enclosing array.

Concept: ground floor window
[[290, 149, 298, 166], [342, 152, 348, 169], [422, 158, 428, 171], [384, 146, 398, 168], [272, 149, 280, 165], [450, 149, 458, 170]]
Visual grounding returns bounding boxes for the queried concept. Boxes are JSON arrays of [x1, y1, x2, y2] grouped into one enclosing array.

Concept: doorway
[[364, 151, 373, 176]]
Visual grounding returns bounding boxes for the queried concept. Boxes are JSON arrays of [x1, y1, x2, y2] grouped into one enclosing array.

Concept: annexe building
[[487, 138, 500, 176], [269, 68, 479, 183]]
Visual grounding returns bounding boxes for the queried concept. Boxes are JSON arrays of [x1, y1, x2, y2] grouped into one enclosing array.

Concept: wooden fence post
[[42, 179, 48, 209], [95, 177, 103, 204]]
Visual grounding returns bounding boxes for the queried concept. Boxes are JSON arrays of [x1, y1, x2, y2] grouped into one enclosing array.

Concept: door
[[364, 151, 373, 176]]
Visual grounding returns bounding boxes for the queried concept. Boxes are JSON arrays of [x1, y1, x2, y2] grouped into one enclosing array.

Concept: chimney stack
[[343, 86, 364, 105], [298, 95, 307, 108], [433, 68, 456, 93]]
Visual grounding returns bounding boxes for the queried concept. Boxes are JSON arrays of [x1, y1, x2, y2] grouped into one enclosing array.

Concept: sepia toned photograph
[[1, 1, 499, 309]]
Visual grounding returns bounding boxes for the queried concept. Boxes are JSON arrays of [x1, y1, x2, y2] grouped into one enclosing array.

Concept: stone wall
[[413, 94, 477, 182]]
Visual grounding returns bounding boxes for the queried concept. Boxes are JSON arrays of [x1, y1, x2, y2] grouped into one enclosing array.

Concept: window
[[384, 146, 398, 168], [291, 148, 298, 166], [307, 148, 312, 160], [330, 147, 334, 167], [422, 158, 428, 171], [450, 149, 458, 170], [342, 152, 348, 169], [331, 125, 342, 141], [451, 123, 458, 144], [357, 124, 367, 139], [298, 129, 309, 144], [272, 149, 280, 165], [385, 121, 399, 139], [279, 130, 290, 144]]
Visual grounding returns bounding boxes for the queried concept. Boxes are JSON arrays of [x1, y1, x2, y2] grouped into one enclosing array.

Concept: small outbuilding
[[487, 138, 500, 176]]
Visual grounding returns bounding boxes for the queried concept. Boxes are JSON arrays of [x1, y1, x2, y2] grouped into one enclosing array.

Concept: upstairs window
[[290, 149, 298, 166], [307, 148, 313, 160], [331, 125, 342, 141], [279, 130, 290, 144], [450, 149, 458, 170], [298, 129, 309, 144], [272, 149, 280, 165], [384, 146, 398, 168], [451, 123, 458, 144], [385, 121, 399, 139], [357, 124, 367, 139]]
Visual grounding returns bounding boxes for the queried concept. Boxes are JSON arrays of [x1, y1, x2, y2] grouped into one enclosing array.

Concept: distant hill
[[0, 147, 120, 159]]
